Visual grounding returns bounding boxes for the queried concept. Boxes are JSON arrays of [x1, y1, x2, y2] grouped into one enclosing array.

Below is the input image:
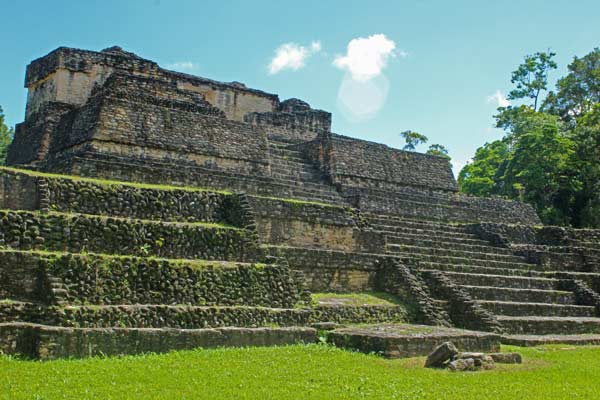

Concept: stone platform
[[501, 334, 600, 347], [327, 324, 501, 359]]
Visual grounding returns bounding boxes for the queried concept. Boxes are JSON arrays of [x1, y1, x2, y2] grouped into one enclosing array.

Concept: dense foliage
[[459, 48, 600, 227], [0, 106, 13, 165]]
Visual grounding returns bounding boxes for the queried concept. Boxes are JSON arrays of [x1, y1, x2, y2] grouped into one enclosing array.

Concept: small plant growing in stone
[[139, 243, 151, 256]]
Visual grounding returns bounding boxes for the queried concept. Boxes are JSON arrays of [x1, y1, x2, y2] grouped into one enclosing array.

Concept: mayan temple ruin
[[1, 46, 600, 359]]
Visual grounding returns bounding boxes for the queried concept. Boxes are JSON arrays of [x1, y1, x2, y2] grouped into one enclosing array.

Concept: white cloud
[[166, 61, 199, 71], [487, 90, 511, 107], [268, 41, 322, 74], [333, 34, 397, 82]]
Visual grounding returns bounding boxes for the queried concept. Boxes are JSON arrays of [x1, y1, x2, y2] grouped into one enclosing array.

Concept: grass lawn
[[311, 291, 405, 307], [1, 344, 599, 399]]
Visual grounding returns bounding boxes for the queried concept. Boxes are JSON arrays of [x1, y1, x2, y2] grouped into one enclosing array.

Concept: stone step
[[497, 316, 600, 335], [432, 271, 557, 290], [270, 170, 326, 183], [371, 224, 481, 241], [261, 187, 341, 202], [266, 182, 338, 197], [387, 235, 515, 256], [269, 152, 307, 163], [477, 300, 597, 318], [459, 285, 575, 305], [366, 216, 468, 234], [501, 333, 600, 347], [386, 232, 491, 247], [270, 160, 318, 172], [418, 261, 545, 277], [396, 252, 536, 270], [264, 176, 337, 193], [386, 244, 528, 264]]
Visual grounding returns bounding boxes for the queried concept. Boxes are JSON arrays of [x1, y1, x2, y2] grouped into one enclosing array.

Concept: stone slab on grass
[[327, 324, 501, 359]]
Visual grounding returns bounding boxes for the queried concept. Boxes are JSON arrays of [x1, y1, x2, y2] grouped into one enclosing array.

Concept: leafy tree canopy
[[507, 51, 557, 111], [0, 106, 14, 165], [460, 48, 600, 227], [400, 130, 428, 151], [426, 144, 451, 161]]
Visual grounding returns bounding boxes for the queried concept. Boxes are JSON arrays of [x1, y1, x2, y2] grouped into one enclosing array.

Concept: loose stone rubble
[[425, 342, 521, 371]]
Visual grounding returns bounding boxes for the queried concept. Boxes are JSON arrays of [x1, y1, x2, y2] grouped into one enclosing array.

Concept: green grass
[[1, 344, 599, 399], [312, 291, 404, 307]]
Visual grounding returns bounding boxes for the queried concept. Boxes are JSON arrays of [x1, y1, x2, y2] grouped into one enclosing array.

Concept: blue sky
[[1, 0, 599, 174]]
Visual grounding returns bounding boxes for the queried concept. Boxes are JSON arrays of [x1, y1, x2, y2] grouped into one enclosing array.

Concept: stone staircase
[[267, 135, 344, 204], [367, 213, 600, 335]]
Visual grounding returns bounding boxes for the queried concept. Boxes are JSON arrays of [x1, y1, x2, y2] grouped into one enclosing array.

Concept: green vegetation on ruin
[[0, 166, 233, 195], [1, 209, 241, 231], [0, 248, 265, 271], [0, 166, 348, 210], [1, 344, 599, 399]]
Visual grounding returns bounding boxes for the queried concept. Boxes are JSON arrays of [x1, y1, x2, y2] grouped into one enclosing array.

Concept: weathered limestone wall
[[268, 246, 386, 292], [0, 169, 40, 211], [0, 252, 42, 303], [245, 99, 332, 141], [42, 73, 271, 177], [24, 46, 279, 121], [304, 133, 458, 193], [249, 197, 362, 251], [346, 187, 541, 224]]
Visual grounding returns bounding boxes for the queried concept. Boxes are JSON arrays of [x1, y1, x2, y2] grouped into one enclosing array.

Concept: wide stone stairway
[[367, 213, 600, 336], [266, 135, 344, 204]]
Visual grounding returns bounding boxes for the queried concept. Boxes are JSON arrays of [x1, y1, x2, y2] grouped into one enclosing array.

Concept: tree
[[458, 140, 509, 197], [568, 104, 600, 227], [507, 51, 557, 111], [542, 48, 600, 121], [400, 130, 428, 151], [461, 48, 600, 227], [500, 111, 574, 225], [0, 106, 14, 165], [426, 144, 451, 161]]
